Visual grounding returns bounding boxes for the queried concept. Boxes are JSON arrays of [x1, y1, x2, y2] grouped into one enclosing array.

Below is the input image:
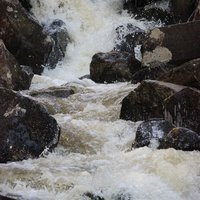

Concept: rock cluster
[[89, 0, 200, 151], [0, 0, 73, 163]]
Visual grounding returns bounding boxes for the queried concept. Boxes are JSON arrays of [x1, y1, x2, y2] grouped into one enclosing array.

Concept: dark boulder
[[0, 0, 53, 74], [158, 127, 200, 151], [114, 24, 145, 55], [157, 58, 200, 90], [169, 0, 197, 23], [45, 19, 71, 69], [142, 21, 200, 67], [164, 87, 200, 133], [123, 0, 161, 13], [90, 51, 141, 83], [19, 0, 32, 12], [132, 62, 177, 84], [135, 7, 174, 25], [133, 118, 175, 149], [0, 87, 60, 163], [0, 39, 33, 90], [120, 80, 185, 121]]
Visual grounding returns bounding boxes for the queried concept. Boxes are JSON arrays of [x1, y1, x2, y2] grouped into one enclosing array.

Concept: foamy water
[[1, 0, 200, 199]]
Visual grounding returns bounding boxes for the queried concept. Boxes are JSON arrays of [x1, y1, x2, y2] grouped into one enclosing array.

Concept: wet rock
[[84, 192, 105, 200], [157, 58, 200, 90], [133, 118, 175, 149], [0, 194, 16, 200], [120, 80, 185, 121], [132, 62, 177, 84], [164, 87, 200, 133], [123, 0, 161, 14], [0, 39, 33, 90], [158, 127, 200, 151], [28, 86, 74, 98], [90, 51, 141, 83], [0, 0, 53, 74], [114, 24, 146, 55], [45, 19, 71, 69], [169, 0, 196, 23], [142, 21, 200, 67], [135, 7, 174, 25], [19, 0, 32, 12], [0, 87, 60, 163]]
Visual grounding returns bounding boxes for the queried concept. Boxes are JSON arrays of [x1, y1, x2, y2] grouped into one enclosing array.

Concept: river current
[[0, 0, 200, 199]]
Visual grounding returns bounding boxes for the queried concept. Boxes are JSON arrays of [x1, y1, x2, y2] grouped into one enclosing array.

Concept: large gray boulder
[[0, 0, 53, 74], [142, 21, 200, 67], [120, 80, 185, 121], [0, 87, 60, 163], [0, 39, 33, 90]]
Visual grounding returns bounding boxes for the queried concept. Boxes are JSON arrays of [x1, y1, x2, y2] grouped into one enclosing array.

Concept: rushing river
[[1, 0, 200, 199]]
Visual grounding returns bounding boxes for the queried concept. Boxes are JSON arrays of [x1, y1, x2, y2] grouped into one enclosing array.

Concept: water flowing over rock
[[157, 58, 200, 89], [164, 87, 200, 132], [0, 0, 53, 74], [158, 127, 200, 151], [45, 19, 71, 69], [0, 39, 33, 90], [133, 118, 175, 149], [0, 87, 60, 163], [114, 24, 146, 55], [90, 51, 141, 83], [120, 80, 185, 121], [142, 21, 200, 67]]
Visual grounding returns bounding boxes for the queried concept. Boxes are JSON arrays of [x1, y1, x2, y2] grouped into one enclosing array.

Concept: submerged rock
[[142, 21, 200, 67], [90, 51, 141, 83], [158, 127, 200, 151], [120, 80, 185, 121], [28, 86, 74, 98], [0, 0, 53, 74], [164, 87, 200, 133], [0, 39, 33, 90], [157, 58, 200, 90], [0, 87, 60, 163], [133, 118, 175, 149], [45, 19, 71, 69]]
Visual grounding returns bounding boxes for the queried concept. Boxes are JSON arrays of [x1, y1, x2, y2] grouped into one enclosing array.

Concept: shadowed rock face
[[0, 39, 33, 90], [120, 80, 185, 122], [0, 0, 53, 74], [0, 87, 60, 163], [164, 87, 200, 133], [157, 58, 200, 90]]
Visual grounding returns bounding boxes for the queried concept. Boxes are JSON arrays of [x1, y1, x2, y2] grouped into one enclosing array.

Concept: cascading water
[[1, 0, 200, 199]]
